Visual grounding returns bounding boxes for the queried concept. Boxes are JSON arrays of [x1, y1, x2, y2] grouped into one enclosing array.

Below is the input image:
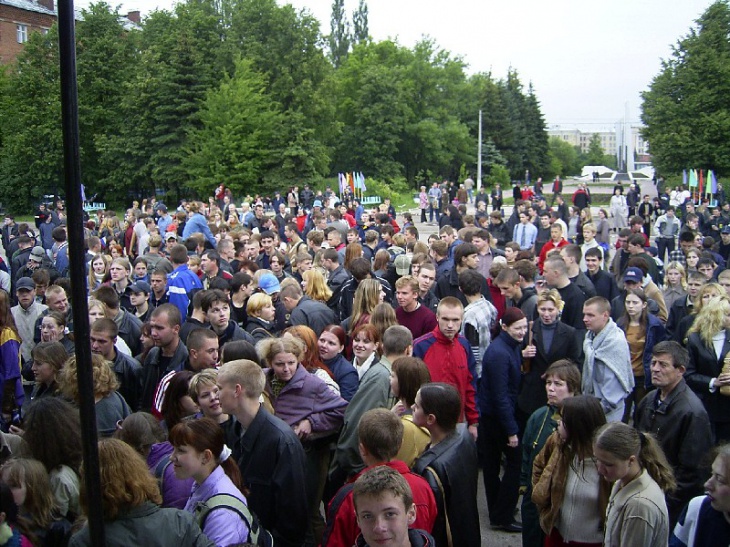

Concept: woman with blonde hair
[[686, 296, 730, 443], [1, 458, 71, 544], [594, 422, 674, 547], [70, 438, 214, 547], [662, 261, 687, 310], [29, 342, 66, 401], [59, 353, 130, 438], [256, 336, 347, 544], [283, 325, 339, 395], [676, 283, 725, 346], [302, 269, 332, 305], [244, 292, 277, 342], [106, 257, 133, 311], [520, 290, 581, 428], [345, 278, 382, 337], [87, 253, 111, 293]]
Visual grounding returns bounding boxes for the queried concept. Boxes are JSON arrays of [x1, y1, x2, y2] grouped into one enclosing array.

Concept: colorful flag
[[347, 172, 355, 193], [689, 169, 698, 188], [699, 170, 704, 195], [353, 172, 361, 191], [710, 170, 718, 194], [683, 170, 687, 187], [359, 172, 367, 192]]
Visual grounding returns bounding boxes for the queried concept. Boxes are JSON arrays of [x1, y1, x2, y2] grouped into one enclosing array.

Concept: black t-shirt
[[556, 282, 586, 331]]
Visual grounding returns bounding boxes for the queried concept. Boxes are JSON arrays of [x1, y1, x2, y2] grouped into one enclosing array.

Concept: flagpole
[[477, 109, 483, 191]]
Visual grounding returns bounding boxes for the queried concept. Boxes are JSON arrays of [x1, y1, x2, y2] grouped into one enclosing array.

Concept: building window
[[41, 28, 49, 35], [16, 24, 28, 43]]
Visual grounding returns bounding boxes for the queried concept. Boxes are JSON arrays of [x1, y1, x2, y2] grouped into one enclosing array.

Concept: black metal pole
[[56, 1, 105, 545]]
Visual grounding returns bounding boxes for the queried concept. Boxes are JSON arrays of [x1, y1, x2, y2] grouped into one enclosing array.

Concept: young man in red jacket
[[412, 297, 479, 441], [322, 409, 437, 547]]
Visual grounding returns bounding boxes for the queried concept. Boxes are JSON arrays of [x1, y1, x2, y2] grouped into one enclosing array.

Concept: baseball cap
[[165, 232, 178, 241], [623, 267, 643, 284], [394, 254, 411, 276], [722, 226, 730, 235], [258, 273, 281, 295], [313, 200, 323, 208], [29, 246, 45, 262], [16, 277, 34, 291], [129, 281, 151, 294]]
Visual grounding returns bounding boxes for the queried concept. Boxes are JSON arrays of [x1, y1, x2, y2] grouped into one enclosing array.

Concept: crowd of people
[[0, 178, 726, 546]]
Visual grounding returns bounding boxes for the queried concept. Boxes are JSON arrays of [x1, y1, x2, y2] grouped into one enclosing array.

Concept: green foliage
[[184, 58, 285, 195], [329, 0, 350, 68], [547, 137, 580, 177], [486, 164, 511, 187], [0, 27, 63, 212], [0, 0, 550, 211], [641, 1, 730, 176], [585, 133, 605, 166], [352, 0, 369, 44], [361, 177, 409, 202]]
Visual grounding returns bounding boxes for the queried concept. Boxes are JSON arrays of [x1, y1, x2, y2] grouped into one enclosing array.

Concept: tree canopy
[[0, 0, 550, 212], [641, 0, 730, 176]]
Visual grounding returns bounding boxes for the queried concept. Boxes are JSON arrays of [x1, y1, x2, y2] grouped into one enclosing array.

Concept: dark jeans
[[420, 208, 427, 223], [521, 488, 545, 547], [429, 204, 440, 222], [479, 418, 521, 526], [657, 237, 675, 263]]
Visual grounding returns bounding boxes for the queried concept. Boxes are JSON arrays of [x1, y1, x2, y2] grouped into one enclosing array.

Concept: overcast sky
[[92, 0, 716, 130]]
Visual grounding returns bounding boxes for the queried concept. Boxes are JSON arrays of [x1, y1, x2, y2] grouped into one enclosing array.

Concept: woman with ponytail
[[169, 418, 249, 547], [594, 422, 675, 547]]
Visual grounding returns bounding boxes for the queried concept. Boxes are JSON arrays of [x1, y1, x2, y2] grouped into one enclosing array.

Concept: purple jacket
[[265, 364, 347, 435], [147, 442, 194, 510], [184, 465, 249, 547]]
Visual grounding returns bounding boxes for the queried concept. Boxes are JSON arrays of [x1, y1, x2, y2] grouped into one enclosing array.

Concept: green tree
[[97, 0, 228, 203], [184, 58, 285, 194], [0, 28, 63, 212], [641, 0, 730, 175], [329, 0, 350, 68], [352, 0, 369, 44], [76, 3, 140, 191], [227, 0, 335, 183], [585, 133, 605, 165], [548, 137, 580, 177]]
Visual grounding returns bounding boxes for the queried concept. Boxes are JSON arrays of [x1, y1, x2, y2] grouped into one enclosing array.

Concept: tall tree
[[0, 28, 63, 212], [586, 133, 605, 165], [184, 58, 285, 194], [76, 3, 140, 191], [352, 0, 369, 44], [227, 0, 335, 182], [641, 0, 730, 175], [329, 0, 350, 68]]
